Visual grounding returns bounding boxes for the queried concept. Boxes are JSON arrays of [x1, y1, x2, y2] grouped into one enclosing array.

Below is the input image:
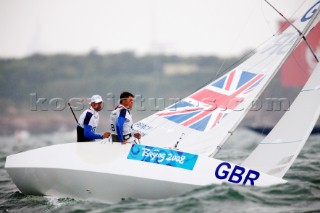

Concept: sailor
[[110, 91, 141, 144], [77, 95, 110, 142]]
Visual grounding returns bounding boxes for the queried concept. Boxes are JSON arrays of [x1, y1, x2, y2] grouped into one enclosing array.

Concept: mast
[[264, 0, 319, 62], [209, 1, 320, 157]]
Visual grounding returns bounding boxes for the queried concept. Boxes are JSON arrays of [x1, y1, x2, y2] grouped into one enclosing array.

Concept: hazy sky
[[0, 0, 314, 58]]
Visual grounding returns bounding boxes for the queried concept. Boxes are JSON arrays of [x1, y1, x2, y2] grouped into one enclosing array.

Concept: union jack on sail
[[157, 69, 264, 131]]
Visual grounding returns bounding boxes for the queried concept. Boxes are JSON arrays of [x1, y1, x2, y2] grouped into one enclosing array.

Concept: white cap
[[90, 95, 103, 103]]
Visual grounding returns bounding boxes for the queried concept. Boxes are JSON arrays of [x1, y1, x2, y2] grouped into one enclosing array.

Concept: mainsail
[[134, 1, 320, 156]]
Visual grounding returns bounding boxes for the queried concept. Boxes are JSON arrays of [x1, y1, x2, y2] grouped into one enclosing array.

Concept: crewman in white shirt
[[77, 95, 110, 142], [110, 91, 141, 144]]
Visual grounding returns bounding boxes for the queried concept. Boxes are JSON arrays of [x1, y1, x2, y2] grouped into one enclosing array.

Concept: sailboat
[[5, 1, 320, 203]]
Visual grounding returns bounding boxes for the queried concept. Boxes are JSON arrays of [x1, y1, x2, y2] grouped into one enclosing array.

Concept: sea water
[[0, 129, 319, 213]]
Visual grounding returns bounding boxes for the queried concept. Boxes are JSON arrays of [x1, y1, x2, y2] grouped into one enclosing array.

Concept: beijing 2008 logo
[[301, 1, 320, 22]]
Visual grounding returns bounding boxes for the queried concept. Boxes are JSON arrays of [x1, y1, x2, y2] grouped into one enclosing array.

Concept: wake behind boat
[[5, 0, 320, 203]]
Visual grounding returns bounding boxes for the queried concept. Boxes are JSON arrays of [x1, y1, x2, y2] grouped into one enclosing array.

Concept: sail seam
[[301, 88, 320, 92], [260, 140, 302, 144]]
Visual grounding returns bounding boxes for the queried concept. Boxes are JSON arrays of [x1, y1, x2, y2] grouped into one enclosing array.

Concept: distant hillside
[[0, 51, 244, 105], [0, 51, 244, 135]]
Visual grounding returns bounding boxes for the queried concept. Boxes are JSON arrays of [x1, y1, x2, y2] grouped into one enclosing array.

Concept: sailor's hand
[[102, 132, 111, 139], [134, 133, 141, 139], [121, 140, 129, 144]]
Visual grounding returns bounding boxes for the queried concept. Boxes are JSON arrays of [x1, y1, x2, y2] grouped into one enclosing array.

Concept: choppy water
[[1, 129, 320, 213]]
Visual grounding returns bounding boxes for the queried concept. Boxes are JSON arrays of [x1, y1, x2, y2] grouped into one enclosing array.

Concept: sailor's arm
[[83, 111, 110, 140], [84, 124, 103, 140], [116, 109, 127, 143]]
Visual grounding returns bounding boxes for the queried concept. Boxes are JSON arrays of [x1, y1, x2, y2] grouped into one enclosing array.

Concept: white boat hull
[[5, 142, 286, 203]]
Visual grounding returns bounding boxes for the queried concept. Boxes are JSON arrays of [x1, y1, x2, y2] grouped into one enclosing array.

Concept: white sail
[[134, 1, 320, 156], [242, 61, 320, 178]]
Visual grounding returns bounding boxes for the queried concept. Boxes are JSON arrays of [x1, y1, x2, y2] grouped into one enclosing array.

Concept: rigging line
[[173, 133, 185, 149], [150, 3, 284, 106], [269, 0, 307, 37], [302, 36, 319, 62], [190, 38, 270, 94], [220, 1, 303, 78], [185, 33, 275, 107], [291, 49, 311, 78], [260, 0, 274, 36], [264, 0, 301, 34], [210, 2, 320, 158], [222, 0, 306, 75], [215, 1, 260, 78], [264, 0, 319, 62]]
